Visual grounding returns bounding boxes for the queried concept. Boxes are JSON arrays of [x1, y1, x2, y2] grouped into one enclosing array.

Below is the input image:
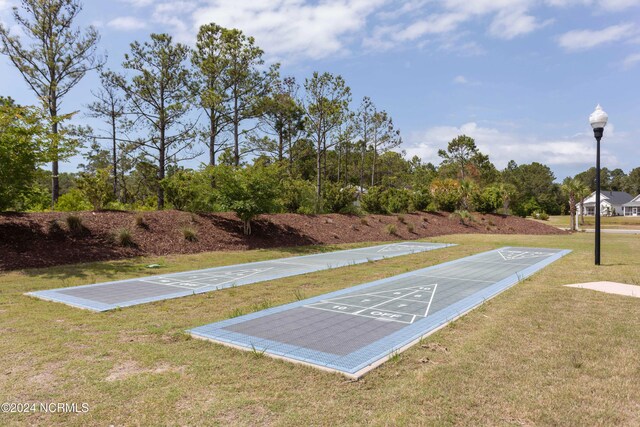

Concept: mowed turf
[[1, 235, 639, 426]]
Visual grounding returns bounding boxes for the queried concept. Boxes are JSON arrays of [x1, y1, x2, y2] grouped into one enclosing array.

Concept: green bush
[[77, 168, 114, 211], [410, 189, 432, 212], [532, 210, 549, 220], [182, 226, 198, 242], [323, 182, 356, 213], [161, 168, 217, 212], [361, 186, 387, 214], [385, 188, 411, 214], [430, 179, 462, 212], [213, 164, 282, 235], [55, 189, 92, 212], [280, 178, 315, 214], [474, 185, 502, 214]]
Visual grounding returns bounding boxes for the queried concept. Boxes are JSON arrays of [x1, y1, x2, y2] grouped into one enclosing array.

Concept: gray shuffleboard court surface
[[189, 246, 571, 378], [26, 241, 451, 311]]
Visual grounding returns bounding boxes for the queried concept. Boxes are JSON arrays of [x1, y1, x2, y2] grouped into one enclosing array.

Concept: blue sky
[[1, 0, 639, 181]]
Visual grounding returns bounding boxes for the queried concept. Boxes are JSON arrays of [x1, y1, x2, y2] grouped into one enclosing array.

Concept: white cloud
[[404, 122, 620, 172], [453, 75, 468, 84], [107, 16, 148, 31], [545, 0, 640, 11], [622, 52, 640, 68], [118, 0, 156, 7], [190, 0, 387, 60], [558, 23, 637, 51], [489, 9, 550, 40]]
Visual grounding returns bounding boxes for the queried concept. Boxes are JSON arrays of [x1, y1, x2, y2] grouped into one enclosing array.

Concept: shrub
[[384, 188, 411, 214], [532, 210, 549, 220], [406, 223, 415, 234], [182, 226, 198, 242], [114, 228, 135, 247], [430, 179, 462, 212], [322, 182, 357, 213], [360, 217, 369, 226], [134, 213, 148, 229], [77, 168, 114, 211], [361, 186, 387, 214], [65, 215, 85, 235], [474, 185, 502, 214], [411, 189, 432, 212], [55, 189, 92, 212], [385, 223, 397, 235], [47, 220, 65, 238], [280, 179, 315, 214], [213, 164, 282, 235], [449, 209, 474, 225], [397, 214, 406, 224], [161, 168, 218, 212]]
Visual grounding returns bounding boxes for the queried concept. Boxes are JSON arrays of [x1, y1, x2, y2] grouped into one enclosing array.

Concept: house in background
[[622, 195, 640, 217], [576, 191, 633, 216]]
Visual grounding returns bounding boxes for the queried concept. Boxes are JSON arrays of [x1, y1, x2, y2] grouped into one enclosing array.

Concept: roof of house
[[623, 194, 640, 207], [580, 191, 633, 205]]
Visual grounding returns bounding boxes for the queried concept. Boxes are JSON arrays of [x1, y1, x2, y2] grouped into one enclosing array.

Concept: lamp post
[[589, 104, 608, 266]]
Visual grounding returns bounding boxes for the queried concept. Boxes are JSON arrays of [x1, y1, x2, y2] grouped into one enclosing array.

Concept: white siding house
[[576, 191, 633, 217], [622, 195, 640, 217]]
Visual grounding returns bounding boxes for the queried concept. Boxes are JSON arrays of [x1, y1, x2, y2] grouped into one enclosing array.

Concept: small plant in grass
[[251, 300, 272, 312], [294, 288, 306, 301], [66, 214, 85, 235], [228, 308, 244, 318], [406, 223, 415, 234], [114, 228, 135, 247], [250, 343, 266, 358], [389, 349, 401, 363], [134, 213, 148, 230], [385, 223, 398, 235], [182, 226, 198, 242]]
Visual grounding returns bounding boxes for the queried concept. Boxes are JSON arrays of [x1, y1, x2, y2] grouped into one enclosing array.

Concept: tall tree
[[304, 72, 351, 211], [0, 96, 47, 211], [252, 75, 305, 169], [86, 70, 127, 199], [370, 110, 401, 186], [0, 0, 102, 205], [438, 135, 479, 180], [115, 33, 197, 209], [561, 177, 581, 231], [625, 167, 640, 195], [191, 23, 232, 167], [216, 28, 268, 166], [355, 96, 374, 189]]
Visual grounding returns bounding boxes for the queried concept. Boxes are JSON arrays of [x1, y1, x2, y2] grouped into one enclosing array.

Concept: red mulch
[[0, 210, 565, 271]]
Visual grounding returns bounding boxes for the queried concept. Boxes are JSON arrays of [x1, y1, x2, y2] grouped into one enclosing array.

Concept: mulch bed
[[0, 210, 565, 271]]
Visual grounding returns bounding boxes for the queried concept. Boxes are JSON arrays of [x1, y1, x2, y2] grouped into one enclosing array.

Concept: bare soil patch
[[0, 210, 563, 271]]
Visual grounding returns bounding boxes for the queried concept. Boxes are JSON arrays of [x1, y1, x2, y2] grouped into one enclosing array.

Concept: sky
[[1, 0, 639, 182]]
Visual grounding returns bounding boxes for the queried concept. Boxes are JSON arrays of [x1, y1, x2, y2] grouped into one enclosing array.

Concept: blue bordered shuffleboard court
[[26, 241, 451, 311], [189, 246, 571, 378]]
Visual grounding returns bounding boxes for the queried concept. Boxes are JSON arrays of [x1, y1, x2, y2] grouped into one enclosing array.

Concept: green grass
[[1, 235, 640, 425], [542, 215, 640, 229]]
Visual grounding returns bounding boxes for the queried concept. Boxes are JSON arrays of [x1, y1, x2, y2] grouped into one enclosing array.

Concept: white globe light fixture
[[588, 104, 608, 266]]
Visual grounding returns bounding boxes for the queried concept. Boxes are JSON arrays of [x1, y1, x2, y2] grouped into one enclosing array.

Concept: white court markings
[[377, 243, 431, 253], [141, 267, 275, 290], [498, 249, 554, 261], [305, 284, 438, 324]]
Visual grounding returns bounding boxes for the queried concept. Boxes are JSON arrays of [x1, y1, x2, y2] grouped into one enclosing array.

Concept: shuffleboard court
[[26, 241, 451, 311], [189, 246, 571, 378]]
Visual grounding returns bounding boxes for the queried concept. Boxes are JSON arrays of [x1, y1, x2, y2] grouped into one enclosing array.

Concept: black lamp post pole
[[594, 127, 603, 266]]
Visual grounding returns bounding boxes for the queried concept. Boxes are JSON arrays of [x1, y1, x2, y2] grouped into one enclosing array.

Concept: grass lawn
[[1, 234, 639, 426], [541, 215, 640, 230]]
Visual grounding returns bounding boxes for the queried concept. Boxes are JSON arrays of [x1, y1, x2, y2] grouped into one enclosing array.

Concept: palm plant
[[561, 178, 581, 231]]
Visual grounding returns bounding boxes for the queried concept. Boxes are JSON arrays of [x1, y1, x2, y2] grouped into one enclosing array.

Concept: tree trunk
[[233, 89, 240, 166], [243, 219, 251, 235], [371, 140, 377, 187], [316, 129, 322, 213], [569, 195, 576, 231], [209, 108, 216, 166], [111, 114, 118, 200], [50, 97, 59, 207], [158, 130, 166, 210]]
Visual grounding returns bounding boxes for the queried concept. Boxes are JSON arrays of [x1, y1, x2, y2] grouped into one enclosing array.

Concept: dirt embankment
[[0, 210, 564, 271]]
